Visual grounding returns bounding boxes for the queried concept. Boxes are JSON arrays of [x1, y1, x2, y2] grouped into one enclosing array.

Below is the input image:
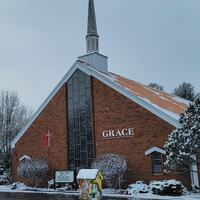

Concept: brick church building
[[11, 0, 199, 189]]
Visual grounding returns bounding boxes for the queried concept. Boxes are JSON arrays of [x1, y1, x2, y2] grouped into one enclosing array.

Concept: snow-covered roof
[[19, 155, 31, 162], [98, 71, 190, 121], [77, 169, 99, 180], [11, 59, 191, 148], [145, 146, 166, 156]]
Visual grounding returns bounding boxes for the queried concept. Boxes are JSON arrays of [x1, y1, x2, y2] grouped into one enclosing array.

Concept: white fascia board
[[10, 61, 81, 148], [145, 147, 166, 156], [78, 63, 180, 128]]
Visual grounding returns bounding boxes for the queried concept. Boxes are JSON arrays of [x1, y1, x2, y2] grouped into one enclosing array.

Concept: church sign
[[102, 128, 134, 139], [55, 171, 74, 183]]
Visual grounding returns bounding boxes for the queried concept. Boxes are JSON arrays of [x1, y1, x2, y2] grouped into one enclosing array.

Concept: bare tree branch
[[0, 90, 33, 170]]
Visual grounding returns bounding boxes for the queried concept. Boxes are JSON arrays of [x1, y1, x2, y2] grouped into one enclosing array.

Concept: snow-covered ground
[[0, 185, 79, 196], [0, 185, 200, 199]]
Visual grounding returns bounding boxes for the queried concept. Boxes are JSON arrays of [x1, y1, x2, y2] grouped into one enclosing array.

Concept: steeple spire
[[79, 0, 108, 72], [86, 0, 99, 53]]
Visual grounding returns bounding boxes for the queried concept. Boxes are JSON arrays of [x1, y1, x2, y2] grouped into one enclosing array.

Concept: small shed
[[77, 169, 103, 199]]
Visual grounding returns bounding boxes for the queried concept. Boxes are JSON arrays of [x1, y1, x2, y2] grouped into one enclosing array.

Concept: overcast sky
[[0, 0, 199, 110]]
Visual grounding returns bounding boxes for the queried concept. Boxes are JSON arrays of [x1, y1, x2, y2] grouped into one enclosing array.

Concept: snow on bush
[[0, 160, 10, 185], [0, 173, 9, 185], [91, 153, 127, 189], [149, 179, 186, 196], [126, 181, 149, 195], [11, 182, 28, 190], [125, 180, 186, 196], [0, 159, 7, 175], [17, 158, 48, 187]]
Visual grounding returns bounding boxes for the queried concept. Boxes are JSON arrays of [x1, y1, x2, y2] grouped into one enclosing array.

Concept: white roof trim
[[78, 63, 180, 128], [19, 155, 31, 162], [145, 147, 166, 156], [11, 61, 80, 148], [11, 60, 180, 148]]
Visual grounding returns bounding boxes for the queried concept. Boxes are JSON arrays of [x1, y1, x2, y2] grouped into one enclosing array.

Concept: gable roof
[[145, 146, 166, 156], [96, 71, 190, 120], [10, 60, 190, 148]]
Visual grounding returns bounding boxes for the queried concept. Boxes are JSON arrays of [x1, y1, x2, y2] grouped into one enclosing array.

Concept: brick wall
[[92, 78, 191, 188], [11, 84, 68, 186], [11, 74, 192, 189]]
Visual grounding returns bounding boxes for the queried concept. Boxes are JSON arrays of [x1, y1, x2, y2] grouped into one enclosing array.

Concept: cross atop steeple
[[86, 0, 99, 53]]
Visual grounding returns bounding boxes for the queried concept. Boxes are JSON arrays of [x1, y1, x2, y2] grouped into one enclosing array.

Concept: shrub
[[149, 180, 186, 196], [0, 160, 6, 175], [126, 181, 149, 195], [0, 173, 9, 185], [91, 153, 127, 189], [0, 159, 10, 185], [11, 182, 28, 190], [17, 158, 48, 187]]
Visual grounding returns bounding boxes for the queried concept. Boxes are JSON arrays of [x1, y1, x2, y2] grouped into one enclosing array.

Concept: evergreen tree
[[173, 82, 195, 101], [195, 93, 200, 101], [164, 99, 200, 172], [148, 83, 164, 91]]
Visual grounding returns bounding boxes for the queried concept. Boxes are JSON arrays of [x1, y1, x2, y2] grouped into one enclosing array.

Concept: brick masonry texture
[[11, 84, 68, 185], [92, 77, 191, 188], [11, 75, 191, 188]]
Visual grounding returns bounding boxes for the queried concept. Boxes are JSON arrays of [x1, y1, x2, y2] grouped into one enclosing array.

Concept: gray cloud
[[0, 0, 199, 109]]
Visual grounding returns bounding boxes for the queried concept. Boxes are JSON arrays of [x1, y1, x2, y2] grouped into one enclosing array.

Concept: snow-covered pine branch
[[164, 98, 200, 172]]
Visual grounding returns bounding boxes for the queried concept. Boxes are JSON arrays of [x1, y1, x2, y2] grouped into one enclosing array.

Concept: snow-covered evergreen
[[164, 98, 200, 171], [148, 83, 164, 91]]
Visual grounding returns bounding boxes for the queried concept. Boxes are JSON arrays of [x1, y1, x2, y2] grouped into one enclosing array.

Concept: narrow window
[[87, 39, 90, 52], [96, 39, 98, 51], [92, 39, 95, 50], [152, 152, 163, 175], [67, 70, 94, 171]]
